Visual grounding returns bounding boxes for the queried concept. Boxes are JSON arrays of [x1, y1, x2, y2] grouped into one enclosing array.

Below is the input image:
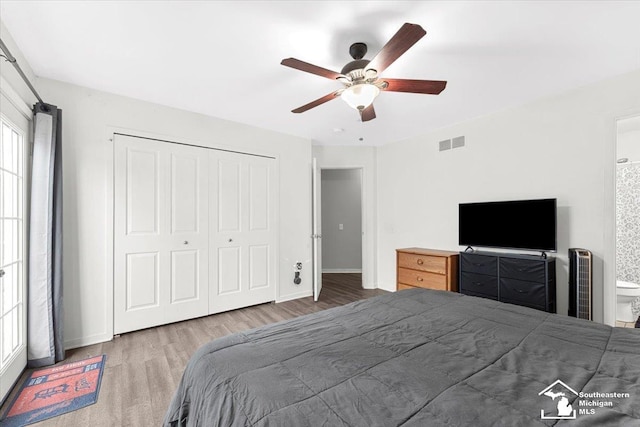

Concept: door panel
[[218, 247, 241, 294], [114, 135, 209, 334], [126, 252, 159, 310], [209, 151, 276, 314], [171, 154, 200, 233], [126, 149, 159, 235], [1, 262, 20, 361], [170, 250, 199, 302], [249, 164, 269, 230], [218, 160, 241, 232], [249, 245, 269, 289], [0, 105, 28, 402]]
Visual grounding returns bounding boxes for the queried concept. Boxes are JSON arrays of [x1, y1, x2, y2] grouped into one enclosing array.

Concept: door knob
[[183, 241, 189, 245], [0, 269, 4, 278], [228, 238, 233, 242]]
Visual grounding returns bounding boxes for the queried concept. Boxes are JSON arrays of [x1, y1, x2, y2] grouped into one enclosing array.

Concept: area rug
[[1, 354, 106, 427]]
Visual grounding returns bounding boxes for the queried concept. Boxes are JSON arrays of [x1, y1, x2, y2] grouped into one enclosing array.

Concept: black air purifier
[[568, 248, 593, 320]]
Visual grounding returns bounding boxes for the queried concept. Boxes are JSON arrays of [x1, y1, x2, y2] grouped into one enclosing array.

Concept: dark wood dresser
[[459, 251, 556, 313]]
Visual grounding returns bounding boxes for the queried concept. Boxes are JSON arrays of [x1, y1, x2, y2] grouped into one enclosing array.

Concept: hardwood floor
[[616, 320, 638, 328], [1, 273, 386, 426]]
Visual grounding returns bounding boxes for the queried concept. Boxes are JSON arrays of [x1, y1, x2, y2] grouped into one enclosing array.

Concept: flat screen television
[[458, 198, 557, 252]]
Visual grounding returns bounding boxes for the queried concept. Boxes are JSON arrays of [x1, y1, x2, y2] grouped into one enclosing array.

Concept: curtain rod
[[0, 37, 44, 104]]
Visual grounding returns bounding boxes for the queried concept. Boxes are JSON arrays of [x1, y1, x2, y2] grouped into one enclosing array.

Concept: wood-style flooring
[[616, 320, 638, 328], [1, 273, 386, 426]]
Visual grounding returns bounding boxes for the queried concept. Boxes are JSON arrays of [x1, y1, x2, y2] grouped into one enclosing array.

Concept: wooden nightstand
[[396, 248, 459, 292]]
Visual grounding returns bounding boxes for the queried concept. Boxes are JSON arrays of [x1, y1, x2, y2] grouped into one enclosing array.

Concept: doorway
[[614, 115, 640, 327], [320, 168, 363, 292]]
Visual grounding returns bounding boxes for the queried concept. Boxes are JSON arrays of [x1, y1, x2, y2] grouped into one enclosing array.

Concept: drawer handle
[[472, 263, 484, 267], [513, 288, 526, 293], [417, 277, 424, 282], [417, 259, 424, 265], [473, 282, 484, 286]]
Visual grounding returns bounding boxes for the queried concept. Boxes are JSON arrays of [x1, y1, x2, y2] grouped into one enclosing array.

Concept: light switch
[[339, 223, 344, 230]]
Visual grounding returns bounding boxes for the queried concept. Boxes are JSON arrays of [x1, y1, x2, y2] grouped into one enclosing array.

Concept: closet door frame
[[105, 127, 279, 339]]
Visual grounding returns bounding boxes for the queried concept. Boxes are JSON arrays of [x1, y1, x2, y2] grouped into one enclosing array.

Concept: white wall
[[376, 70, 640, 323], [312, 146, 377, 288], [36, 77, 312, 349], [321, 169, 362, 272], [0, 20, 37, 109], [617, 117, 640, 162]]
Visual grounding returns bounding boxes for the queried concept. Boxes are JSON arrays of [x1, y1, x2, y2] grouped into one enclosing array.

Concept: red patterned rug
[[1, 355, 106, 426]]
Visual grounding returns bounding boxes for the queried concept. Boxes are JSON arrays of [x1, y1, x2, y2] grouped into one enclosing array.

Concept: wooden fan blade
[[359, 105, 376, 122], [382, 78, 447, 94], [281, 58, 342, 80], [291, 91, 341, 113], [365, 23, 426, 74]]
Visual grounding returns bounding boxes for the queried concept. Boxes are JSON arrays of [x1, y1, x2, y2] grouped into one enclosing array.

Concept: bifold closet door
[[114, 135, 209, 334], [209, 150, 276, 314]]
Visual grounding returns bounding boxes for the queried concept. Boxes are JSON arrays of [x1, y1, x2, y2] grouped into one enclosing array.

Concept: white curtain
[[27, 102, 64, 367]]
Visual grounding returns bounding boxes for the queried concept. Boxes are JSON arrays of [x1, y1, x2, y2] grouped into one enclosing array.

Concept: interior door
[[114, 134, 209, 334], [209, 150, 276, 314], [312, 158, 322, 301], [0, 104, 28, 402]]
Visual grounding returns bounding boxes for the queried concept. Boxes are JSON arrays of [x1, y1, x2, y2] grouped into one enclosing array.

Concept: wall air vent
[[439, 139, 451, 151], [452, 136, 465, 149]]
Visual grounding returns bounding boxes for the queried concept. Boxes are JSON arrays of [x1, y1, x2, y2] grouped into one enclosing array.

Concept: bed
[[163, 288, 640, 426]]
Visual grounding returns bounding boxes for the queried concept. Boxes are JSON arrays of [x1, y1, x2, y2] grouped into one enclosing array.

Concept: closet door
[[114, 135, 209, 334], [209, 151, 276, 314]]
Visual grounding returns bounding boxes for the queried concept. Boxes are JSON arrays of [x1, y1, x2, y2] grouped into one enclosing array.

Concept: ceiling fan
[[281, 23, 447, 122]]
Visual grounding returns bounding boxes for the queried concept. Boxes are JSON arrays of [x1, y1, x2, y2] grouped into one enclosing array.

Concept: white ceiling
[[2, 1, 640, 146]]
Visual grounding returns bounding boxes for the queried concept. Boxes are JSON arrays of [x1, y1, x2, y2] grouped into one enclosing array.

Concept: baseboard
[[322, 269, 362, 274], [64, 333, 113, 351], [276, 290, 313, 303], [377, 282, 397, 292], [361, 282, 375, 290]]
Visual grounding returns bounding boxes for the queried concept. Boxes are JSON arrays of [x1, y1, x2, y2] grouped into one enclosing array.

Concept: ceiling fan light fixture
[[282, 23, 445, 121], [341, 83, 380, 110]]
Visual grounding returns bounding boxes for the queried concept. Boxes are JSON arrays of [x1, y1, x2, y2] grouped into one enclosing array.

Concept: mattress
[[163, 288, 640, 426]]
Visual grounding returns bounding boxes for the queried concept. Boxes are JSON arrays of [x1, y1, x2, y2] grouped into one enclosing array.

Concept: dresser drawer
[[398, 252, 446, 274], [398, 267, 447, 290], [500, 278, 546, 308], [460, 253, 498, 276], [500, 258, 546, 282], [459, 271, 498, 298]]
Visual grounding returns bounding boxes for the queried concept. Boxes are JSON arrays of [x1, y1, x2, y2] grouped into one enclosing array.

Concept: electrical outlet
[[295, 262, 302, 271]]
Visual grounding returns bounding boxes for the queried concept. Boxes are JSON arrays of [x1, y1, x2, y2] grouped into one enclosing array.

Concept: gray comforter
[[163, 288, 640, 426]]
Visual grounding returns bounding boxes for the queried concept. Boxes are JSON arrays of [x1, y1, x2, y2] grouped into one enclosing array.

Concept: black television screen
[[458, 198, 557, 252]]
